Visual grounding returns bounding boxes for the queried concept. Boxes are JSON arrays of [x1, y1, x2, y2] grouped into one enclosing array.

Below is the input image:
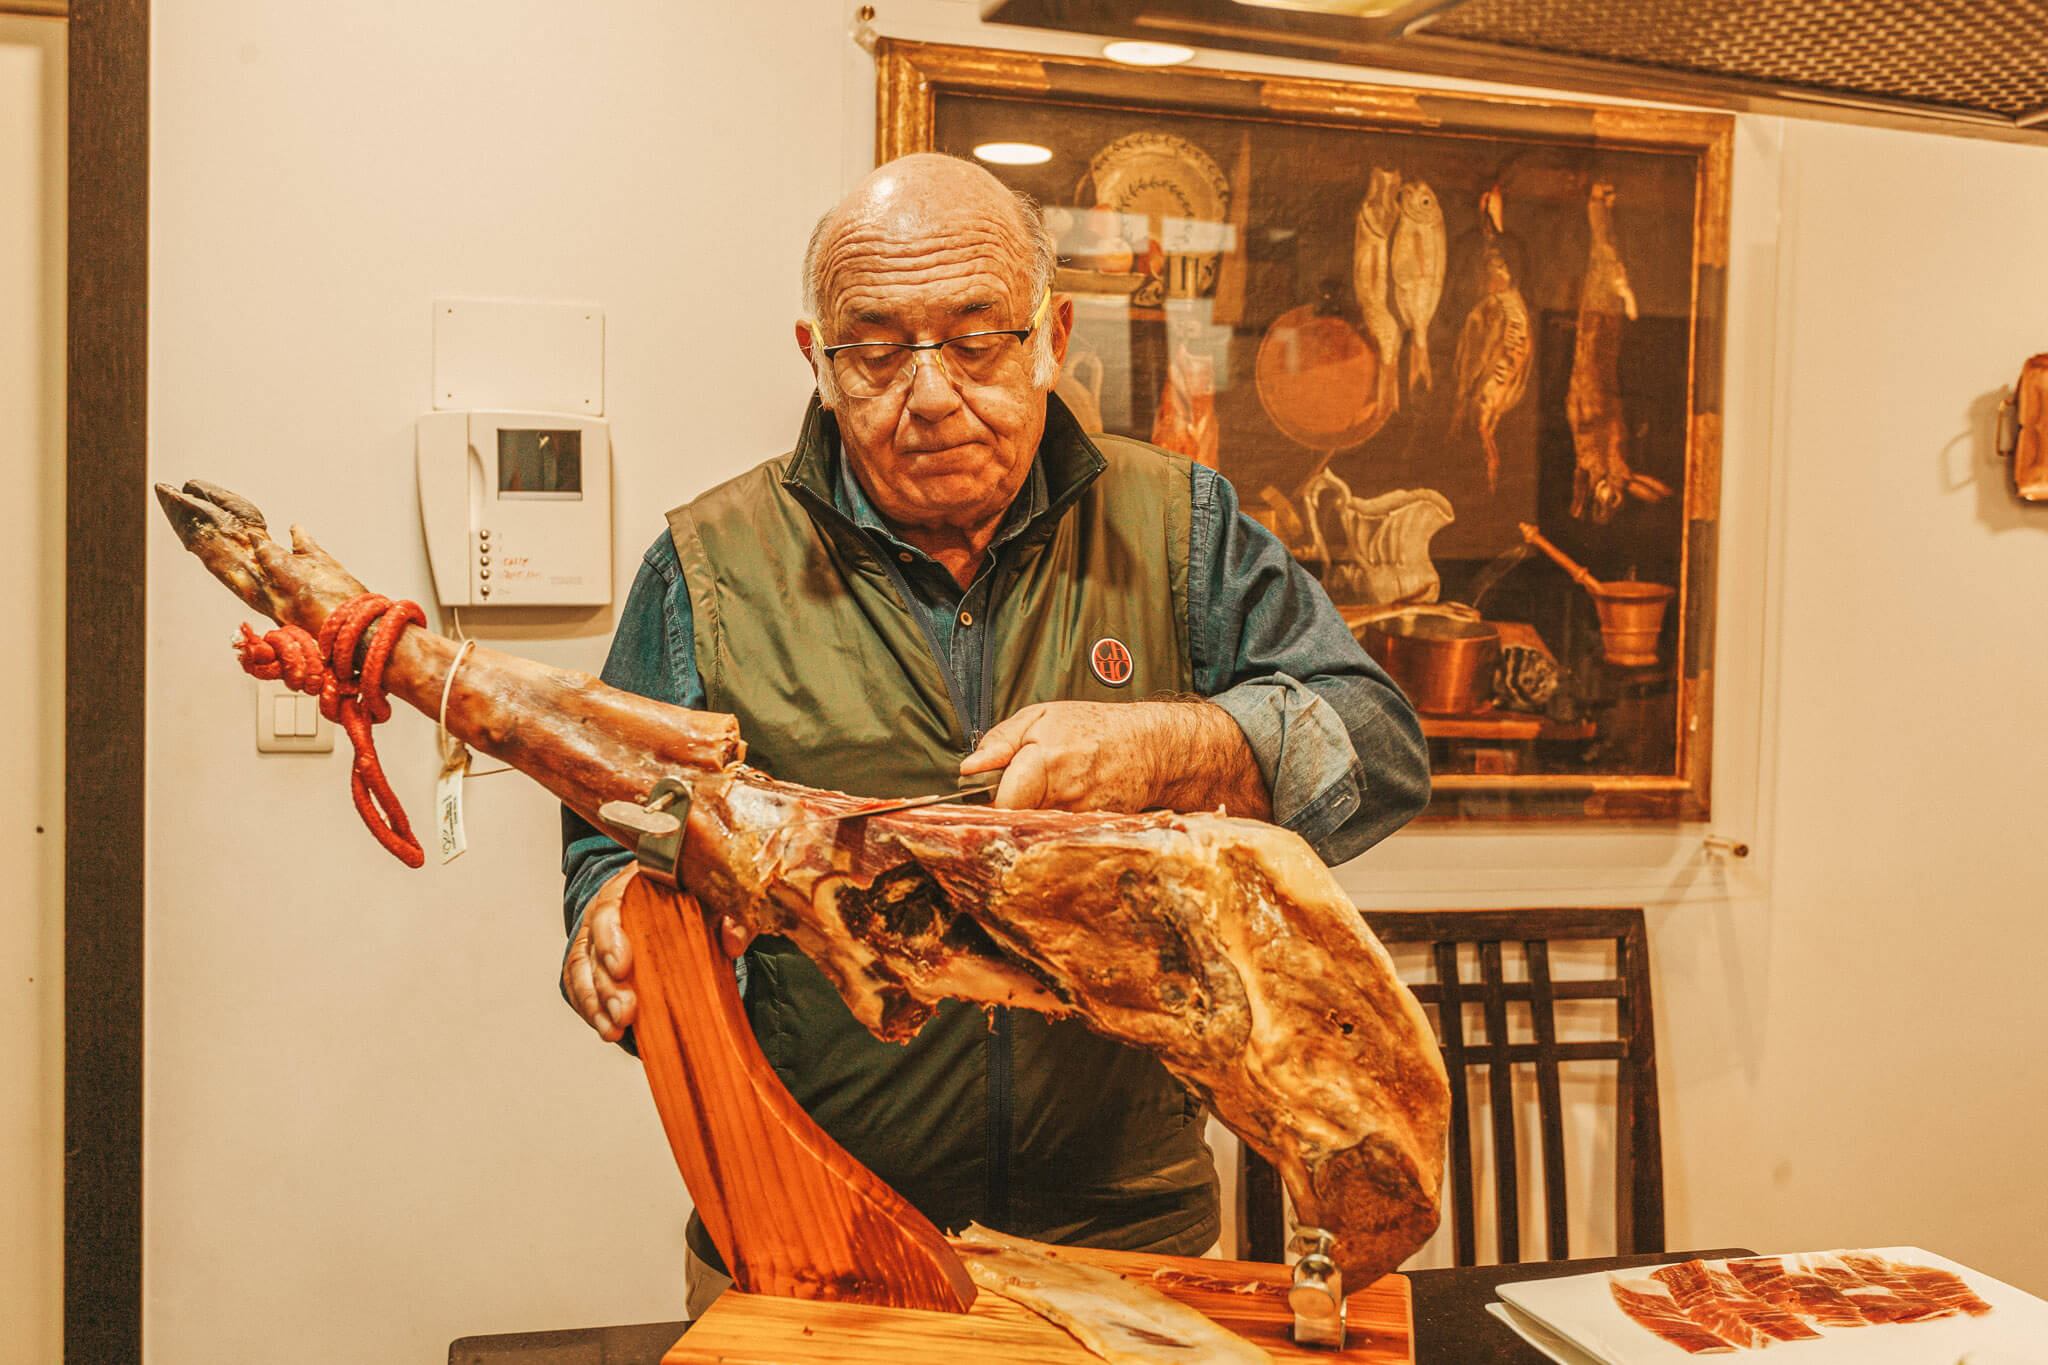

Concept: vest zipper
[[872, 550, 979, 756], [876, 544, 1017, 1227], [980, 563, 1012, 1230]]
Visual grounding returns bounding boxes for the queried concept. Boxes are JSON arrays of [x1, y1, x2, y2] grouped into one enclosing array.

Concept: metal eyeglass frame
[[807, 287, 1053, 396]]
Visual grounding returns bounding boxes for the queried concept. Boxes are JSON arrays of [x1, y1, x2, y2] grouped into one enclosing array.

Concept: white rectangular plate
[[1496, 1248, 2048, 1364], [1488, 1299, 1606, 1365]]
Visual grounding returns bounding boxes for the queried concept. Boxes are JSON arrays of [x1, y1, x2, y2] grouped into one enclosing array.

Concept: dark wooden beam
[[66, 0, 147, 1359]]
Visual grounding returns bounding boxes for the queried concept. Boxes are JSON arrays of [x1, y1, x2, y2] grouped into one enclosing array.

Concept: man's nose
[[903, 350, 965, 419]]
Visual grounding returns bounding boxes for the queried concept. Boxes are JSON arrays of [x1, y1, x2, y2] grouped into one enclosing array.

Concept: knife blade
[[800, 775, 1003, 823]]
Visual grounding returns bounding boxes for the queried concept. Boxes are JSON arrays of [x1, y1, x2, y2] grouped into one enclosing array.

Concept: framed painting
[[877, 40, 1731, 822]]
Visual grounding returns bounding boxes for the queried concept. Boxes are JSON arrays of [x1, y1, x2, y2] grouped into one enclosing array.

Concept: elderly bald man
[[560, 153, 1428, 1311]]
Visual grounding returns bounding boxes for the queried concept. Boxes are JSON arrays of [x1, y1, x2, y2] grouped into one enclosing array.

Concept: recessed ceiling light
[[1103, 41, 1196, 67], [973, 141, 1054, 166]]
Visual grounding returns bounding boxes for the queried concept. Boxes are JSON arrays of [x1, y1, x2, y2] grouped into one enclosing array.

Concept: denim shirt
[[561, 445, 1429, 947]]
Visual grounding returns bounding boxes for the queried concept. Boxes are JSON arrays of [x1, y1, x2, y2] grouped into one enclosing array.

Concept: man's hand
[[565, 867, 752, 1043], [564, 867, 637, 1044], [960, 699, 1271, 819]]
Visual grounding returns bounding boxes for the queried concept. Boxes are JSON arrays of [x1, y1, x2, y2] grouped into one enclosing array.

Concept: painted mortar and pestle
[[1517, 522, 1674, 668]]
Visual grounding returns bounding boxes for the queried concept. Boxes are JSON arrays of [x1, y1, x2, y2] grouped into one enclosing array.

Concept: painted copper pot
[[1364, 614, 1500, 715]]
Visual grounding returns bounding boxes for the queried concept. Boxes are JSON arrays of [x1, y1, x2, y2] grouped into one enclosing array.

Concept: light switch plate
[[254, 678, 334, 753]]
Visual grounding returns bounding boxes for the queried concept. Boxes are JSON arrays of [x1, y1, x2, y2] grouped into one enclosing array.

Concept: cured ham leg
[[156, 480, 1449, 1287]]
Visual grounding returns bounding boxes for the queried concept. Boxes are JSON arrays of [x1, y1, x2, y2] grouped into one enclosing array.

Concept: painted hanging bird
[[1351, 168, 1406, 423], [1567, 181, 1671, 522], [1390, 179, 1447, 394], [1450, 186, 1533, 493]]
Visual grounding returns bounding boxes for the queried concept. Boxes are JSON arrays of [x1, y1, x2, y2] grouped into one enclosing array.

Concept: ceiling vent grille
[[1419, 0, 2048, 121]]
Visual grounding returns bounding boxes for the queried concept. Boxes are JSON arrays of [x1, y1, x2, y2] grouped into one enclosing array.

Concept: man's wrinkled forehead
[[816, 162, 1035, 321], [824, 233, 1026, 328]]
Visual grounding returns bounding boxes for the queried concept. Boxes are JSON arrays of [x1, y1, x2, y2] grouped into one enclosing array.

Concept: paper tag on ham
[[436, 749, 469, 864]]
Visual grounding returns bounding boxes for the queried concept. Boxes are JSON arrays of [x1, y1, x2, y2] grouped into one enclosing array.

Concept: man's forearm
[[1146, 699, 1273, 821]]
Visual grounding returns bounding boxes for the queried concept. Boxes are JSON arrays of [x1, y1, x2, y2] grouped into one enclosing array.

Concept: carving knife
[[803, 773, 1004, 822]]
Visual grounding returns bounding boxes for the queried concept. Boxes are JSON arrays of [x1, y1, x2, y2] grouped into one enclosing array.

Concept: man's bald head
[[790, 153, 1074, 569], [801, 153, 1057, 358]]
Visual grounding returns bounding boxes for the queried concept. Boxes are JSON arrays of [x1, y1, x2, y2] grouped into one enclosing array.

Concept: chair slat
[[1433, 939, 1478, 1267], [1614, 914, 1667, 1254], [1525, 939, 1570, 1260], [1477, 941, 1519, 1263]]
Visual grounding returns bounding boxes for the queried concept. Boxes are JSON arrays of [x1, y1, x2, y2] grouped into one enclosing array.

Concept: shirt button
[[959, 611, 973, 627], [898, 551, 912, 563]]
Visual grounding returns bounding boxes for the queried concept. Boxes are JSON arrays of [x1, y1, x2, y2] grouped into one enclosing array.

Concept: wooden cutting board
[[666, 1243, 1412, 1364]]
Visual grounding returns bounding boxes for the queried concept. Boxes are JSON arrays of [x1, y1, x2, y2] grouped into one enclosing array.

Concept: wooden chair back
[[1243, 907, 1664, 1268]]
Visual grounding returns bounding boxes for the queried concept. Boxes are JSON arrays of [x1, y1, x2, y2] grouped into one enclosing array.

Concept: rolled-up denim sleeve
[[560, 530, 706, 950], [1187, 464, 1430, 865]]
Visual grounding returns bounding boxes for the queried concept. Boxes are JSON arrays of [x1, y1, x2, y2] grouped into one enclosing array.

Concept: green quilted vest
[[666, 396, 1219, 1255]]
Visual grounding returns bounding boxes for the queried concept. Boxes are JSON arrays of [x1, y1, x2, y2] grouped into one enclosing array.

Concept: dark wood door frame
[[66, 0, 148, 1360]]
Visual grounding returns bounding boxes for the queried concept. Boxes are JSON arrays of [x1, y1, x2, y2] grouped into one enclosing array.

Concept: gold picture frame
[[878, 39, 1732, 823]]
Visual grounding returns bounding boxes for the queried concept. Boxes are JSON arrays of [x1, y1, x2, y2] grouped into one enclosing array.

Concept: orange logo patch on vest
[[1090, 637, 1133, 688]]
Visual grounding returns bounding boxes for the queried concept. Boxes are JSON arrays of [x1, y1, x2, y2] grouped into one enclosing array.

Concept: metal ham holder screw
[[1288, 1226, 1346, 1348], [598, 776, 693, 886]]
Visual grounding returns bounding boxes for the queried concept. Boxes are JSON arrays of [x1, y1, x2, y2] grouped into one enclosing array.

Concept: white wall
[[1677, 117, 2048, 1284], [147, 4, 834, 1360], [1, 14, 65, 1364], [144, 3, 2048, 1360]]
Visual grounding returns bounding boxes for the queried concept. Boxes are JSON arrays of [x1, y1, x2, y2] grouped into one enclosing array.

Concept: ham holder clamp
[[155, 479, 1451, 1338]]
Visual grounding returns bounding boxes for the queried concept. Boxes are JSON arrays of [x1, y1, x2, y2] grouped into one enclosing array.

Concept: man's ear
[[1045, 293, 1075, 375], [796, 320, 838, 407]]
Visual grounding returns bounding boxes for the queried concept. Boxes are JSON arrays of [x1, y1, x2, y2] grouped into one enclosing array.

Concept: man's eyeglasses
[[809, 289, 1052, 399]]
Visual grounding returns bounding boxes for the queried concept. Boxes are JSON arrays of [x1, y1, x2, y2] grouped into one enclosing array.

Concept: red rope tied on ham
[[234, 594, 429, 868]]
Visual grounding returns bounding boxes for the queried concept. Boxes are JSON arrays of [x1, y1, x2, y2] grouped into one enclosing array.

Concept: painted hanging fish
[[1450, 186, 1534, 493], [1390, 179, 1447, 394], [1351, 169, 1405, 423], [1567, 181, 1671, 522]]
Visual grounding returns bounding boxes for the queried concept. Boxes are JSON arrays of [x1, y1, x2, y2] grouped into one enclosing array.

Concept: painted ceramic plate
[[1085, 132, 1230, 304]]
